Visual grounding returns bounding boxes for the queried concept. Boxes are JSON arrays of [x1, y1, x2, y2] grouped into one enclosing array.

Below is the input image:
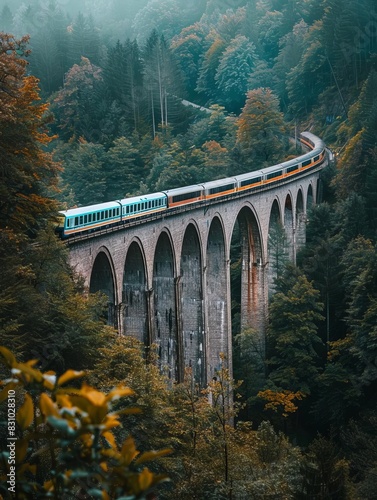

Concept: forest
[[1, 0, 377, 498]]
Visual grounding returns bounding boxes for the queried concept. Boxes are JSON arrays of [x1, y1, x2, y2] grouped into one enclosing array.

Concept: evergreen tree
[[61, 142, 107, 205], [171, 22, 208, 100], [215, 34, 257, 112], [106, 136, 144, 199], [236, 87, 287, 171], [196, 31, 226, 103], [257, 9, 284, 61], [67, 12, 101, 68], [267, 271, 325, 395], [143, 31, 184, 136], [27, 1, 70, 95], [51, 57, 103, 142]]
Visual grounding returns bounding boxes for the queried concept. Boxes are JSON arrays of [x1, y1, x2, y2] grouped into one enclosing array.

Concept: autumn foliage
[[0, 346, 170, 499], [0, 33, 58, 234]]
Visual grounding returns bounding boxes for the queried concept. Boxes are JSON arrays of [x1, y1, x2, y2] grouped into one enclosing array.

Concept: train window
[[104, 210, 107, 218], [148, 201, 151, 208], [240, 177, 261, 187], [75, 217, 78, 226], [302, 159, 312, 167], [79, 216, 83, 225], [117, 208, 119, 216], [126, 206, 129, 214], [84, 215, 88, 224], [138, 204, 140, 211], [209, 183, 234, 195], [66, 219, 70, 228], [266, 171, 282, 180], [88, 214, 91, 223], [141, 203, 144, 210], [287, 165, 298, 173], [101, 211, 104, 220], [172, 190, 201, 203]]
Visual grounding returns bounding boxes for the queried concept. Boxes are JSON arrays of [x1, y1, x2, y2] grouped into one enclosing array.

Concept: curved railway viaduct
[[67, 147, 329, 386]]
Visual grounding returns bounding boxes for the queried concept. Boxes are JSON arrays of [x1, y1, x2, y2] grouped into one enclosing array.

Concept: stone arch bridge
[[67, 156, 327, 386]]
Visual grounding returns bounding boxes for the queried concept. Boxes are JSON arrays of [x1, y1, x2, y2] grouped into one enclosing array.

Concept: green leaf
[[47, 416, 75, 436]]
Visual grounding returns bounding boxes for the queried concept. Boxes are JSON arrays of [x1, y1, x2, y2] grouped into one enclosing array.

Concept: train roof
[[162, 184, 205, 196], [203, 177, 236, 189], [59, 192, 167, 217], [300, 131, 325, 148], [119, 192, 167, 204], [234, 170, 264, 181], [60, 200, 122, 217]]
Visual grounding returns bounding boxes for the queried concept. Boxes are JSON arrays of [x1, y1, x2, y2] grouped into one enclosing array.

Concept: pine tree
[[106, 137, 144, 199], [51, 57, 103, 142], [236, 88, 287, 171], [215, 34, 257, 112], [267, 271, 325, 395]]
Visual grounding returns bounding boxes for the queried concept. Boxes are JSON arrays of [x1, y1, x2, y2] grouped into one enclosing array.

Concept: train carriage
[[119, 192, 167, 218], [58, 201, 122, 237], [163, 184, 205, 209], [203, 177, 237, 200]]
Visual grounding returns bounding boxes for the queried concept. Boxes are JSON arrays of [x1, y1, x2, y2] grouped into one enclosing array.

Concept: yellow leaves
[[138, 468, 154, 491], [57, 369, 85, 387], [0, 346, 170, 498], [0, 346, 16, 366], [65, 383, 132, 426], [17, 394, 34, 430], [103, 431, 117, 449], [120, 436, 139, 466], [135, 448, 172, 465], [258, 389, 305, 417], [106, 385, 134, 402], [40, 393, 59, 418], [327, 337, 352, 361], [80, 384, 107, 406]]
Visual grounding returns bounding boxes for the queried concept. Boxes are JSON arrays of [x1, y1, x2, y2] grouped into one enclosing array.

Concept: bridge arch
[[296, 188, 305, 253], [267, 198, 284, 297], [230, 203, 265, 389], [179, 221, 204, 385], [283, 193, 294, 261], [206, 214, 229, 379], [122, 239, 148, 343], [152, 229, 178, 382], [307, 183, 314, 211], [232, 203, 264, 331], [89, 247, 117, 327]]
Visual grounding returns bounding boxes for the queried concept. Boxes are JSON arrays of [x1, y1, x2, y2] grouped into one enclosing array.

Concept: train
[[57, 131, 326, 239]]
